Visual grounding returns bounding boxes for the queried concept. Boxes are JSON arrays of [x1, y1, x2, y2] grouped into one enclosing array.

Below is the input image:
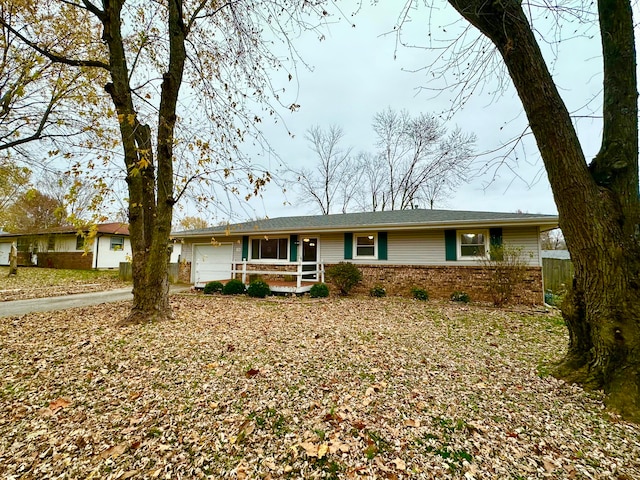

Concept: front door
[[301, 237, 318, 280]]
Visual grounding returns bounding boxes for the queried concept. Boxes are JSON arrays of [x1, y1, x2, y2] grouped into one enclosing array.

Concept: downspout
[[94, 233, 103, 269]]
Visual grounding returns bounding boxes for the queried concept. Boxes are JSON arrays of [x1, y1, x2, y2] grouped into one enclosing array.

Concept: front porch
[[194, 261, 325, 294]]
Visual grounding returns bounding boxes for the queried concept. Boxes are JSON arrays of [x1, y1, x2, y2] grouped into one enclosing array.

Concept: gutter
[[94, 233, 103, 269], [172, 217, 560, 238]]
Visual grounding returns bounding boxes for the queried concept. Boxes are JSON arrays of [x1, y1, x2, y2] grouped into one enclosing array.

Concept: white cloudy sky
[[215, 1, 613, 222]]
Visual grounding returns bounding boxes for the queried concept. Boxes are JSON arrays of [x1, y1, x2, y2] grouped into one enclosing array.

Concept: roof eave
[[171, 216, 559, 238]]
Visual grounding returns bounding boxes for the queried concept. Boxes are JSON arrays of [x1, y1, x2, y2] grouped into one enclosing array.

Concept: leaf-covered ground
[[1, 294, 638, 479], [0, 267, 125, 301]]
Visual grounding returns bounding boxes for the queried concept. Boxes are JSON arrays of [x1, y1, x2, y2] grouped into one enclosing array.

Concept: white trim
[[191, 242, 234, 284], [457, 229, 489, 260], [173, 217, 559, 239], [250, 235, 290, 262], [110, 236, 125, 251], [354, 233, 377, 259]]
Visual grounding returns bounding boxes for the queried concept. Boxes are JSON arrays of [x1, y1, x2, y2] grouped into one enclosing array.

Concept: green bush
[[544, 290, 563, 306], [247, 280, 271, 298], [450, 291, 470, 303], [411, 287, 429, 301], [369, 285, 386, 297], [481, 243, 532, 307], [326, 262, 363, 296], [309, 283, 330, 298], [222, 279, 246, 295], [203, 281, 223, 295]]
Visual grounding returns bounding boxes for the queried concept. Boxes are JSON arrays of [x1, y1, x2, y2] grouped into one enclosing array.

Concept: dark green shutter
[[344, 232, 353, 260], [242, 236, 249, 260], [445, 229, 457, 261], [378, 232, 388, 260], [489, 228, 503, 260], [290, 234, 298, 261]]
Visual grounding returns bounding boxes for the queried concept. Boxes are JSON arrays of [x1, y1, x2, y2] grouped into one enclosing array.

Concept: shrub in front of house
[[369, 285, 386, 298], [203, 281, 224, 295], [450, 291, 470, 303], [222, 279, 246, 295], [326, 262, 363, 296], [247, 280, 271, 298], [481, 243, 531, 307], [411, 287, 429, 301], [544, 290, 563, 306], [309, 283, 330, 298]]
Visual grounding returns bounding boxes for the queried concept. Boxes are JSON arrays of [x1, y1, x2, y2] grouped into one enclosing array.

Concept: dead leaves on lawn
[[0, 295, 639, 479]]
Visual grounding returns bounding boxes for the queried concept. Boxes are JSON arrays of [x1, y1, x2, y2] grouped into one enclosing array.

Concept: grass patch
[[0, 266, 120, 288]]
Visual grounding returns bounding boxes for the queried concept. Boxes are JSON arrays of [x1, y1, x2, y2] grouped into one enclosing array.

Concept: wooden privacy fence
[[119, 262, 180, 283], [543, 258, 573, 293]]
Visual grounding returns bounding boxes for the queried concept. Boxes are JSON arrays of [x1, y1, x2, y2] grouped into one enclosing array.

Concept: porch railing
[[231, 261, 325, 290]]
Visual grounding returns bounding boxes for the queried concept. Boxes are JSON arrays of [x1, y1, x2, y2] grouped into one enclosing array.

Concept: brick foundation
[[37, 252, 94, 270], [17, 252, 34, 266], [339, 264, 543, 305], [182, 261, 544, 305], [179, 261, 192, 283]]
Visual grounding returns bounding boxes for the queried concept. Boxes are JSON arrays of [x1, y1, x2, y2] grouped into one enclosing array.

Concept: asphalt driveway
[[0, 286, 191, 317]]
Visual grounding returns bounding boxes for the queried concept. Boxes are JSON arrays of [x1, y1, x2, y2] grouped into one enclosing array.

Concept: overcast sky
[[216, 1, 613, 222]]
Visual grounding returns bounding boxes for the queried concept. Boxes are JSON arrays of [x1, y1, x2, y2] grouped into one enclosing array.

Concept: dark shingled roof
[[0, 222, 129, 238], [172, 209, 558, 237]]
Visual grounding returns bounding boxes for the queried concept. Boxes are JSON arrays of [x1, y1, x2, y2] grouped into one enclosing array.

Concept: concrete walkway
[[0, 286, 191, 317]]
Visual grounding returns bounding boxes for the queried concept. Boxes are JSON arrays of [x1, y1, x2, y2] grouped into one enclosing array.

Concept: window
[[251, 237, 288, 260], [47, 236, 55, 251], [110, 236, 124, 251], [458, 230, 488, 258], [76, 235, 85, 250], [17, 238, 30, 252], [355, 234, 376, 258]]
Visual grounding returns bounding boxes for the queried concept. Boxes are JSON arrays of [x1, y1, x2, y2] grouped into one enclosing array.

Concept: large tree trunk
[[7, 243, 17, 276], [100, 0, 186, 325], [448, 0, 640, 421]]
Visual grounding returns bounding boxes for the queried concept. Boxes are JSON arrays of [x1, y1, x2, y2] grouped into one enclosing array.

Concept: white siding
[[170, 243, 182, 263], [0, 242, 11, 265], [182, 236, 244, 266], [94, 235, 132, 269], [387, 230, 444, 265], [503, 226, 540, 266], [179, 226, 542, 272], [317, 233, 343, 263], [55, 235, 79, 252], [181, 242, 192, 264]]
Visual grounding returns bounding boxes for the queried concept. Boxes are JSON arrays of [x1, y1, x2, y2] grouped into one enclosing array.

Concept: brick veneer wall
[[17, 252, 33, 266], [179, 261, 192, 283], [37, 252, 93, 270], [181, 260, 544, 305], [337, 264, 543, 305]]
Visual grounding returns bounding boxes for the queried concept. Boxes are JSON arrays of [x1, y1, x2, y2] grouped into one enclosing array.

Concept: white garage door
[[0, 243, 12, 266], [193, 244, 234, 287]]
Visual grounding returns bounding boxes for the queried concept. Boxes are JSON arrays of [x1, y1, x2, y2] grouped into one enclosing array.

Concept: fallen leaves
[[0, 267, 124, 301], [0, 295, 639, 479], [39, 397, 72, 416], [98, 443, 128, 460]]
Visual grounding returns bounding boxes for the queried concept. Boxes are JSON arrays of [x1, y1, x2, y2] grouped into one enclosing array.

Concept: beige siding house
[[172, 209, 558, 304]]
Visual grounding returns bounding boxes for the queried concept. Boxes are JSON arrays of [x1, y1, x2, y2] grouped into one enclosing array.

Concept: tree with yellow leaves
[[1, 0, 332, 324]]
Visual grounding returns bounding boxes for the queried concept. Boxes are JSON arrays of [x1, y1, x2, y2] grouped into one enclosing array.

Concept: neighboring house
[[541, 249, 571, 260], [169, 242, 182, 264], [171, 209, 558, 304], [0, 222, 131, 269]]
